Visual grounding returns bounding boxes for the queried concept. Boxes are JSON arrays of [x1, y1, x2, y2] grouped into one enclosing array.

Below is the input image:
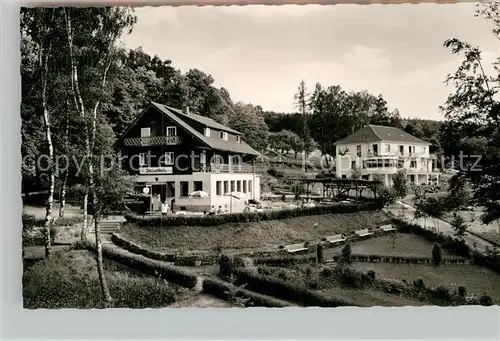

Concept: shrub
[[458, 286, 467, 298], [253, 254, 315, 266], [413, 278, 425, 289], [218, 254, 234, 279], [111, 234, 175, 262], [202, 277, 291, 307], [432, 243, 442, 266], [366, 270, 376, 281], [479, 294, 494, 306], [124, 201, 380, 228], [341, 241, 352, 264], [281, 194, 286, 201], [277, 270, 289, 281], [316, 244, 324, 264], [320, 267, 333, 278], [430, 286, 451, 301]]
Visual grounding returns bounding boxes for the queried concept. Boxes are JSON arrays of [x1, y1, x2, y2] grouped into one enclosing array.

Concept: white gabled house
[[334, 125, 440, 187]]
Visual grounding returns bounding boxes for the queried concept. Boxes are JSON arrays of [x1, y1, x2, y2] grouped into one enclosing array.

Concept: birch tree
[[62, 6, 136, 304]]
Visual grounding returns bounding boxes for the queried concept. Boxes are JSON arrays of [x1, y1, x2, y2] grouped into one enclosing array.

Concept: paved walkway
[[384, 201, 497, 254]]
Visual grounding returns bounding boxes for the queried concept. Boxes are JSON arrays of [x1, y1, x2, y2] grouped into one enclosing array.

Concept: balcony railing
[[124, 136, 181, 147], [193, 163, 255, 173]]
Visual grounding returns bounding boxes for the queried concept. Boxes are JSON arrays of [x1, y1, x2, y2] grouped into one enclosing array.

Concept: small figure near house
[[207, 206, 216, 215], [171, 198, 176, 214], [224, 205, 230, 214], [217, 205, 224, 215], [161, 201, 169, 216]]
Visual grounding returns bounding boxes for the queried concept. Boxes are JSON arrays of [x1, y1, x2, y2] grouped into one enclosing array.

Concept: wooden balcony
[[193, 163, 255, 173], [123, 136, 181, 147]]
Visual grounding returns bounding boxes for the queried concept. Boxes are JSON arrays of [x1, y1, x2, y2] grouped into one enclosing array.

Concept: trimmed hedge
[[393, 218, 500, 274], [231, 268, 362, 307], [202, 277, 292, 307], [330, 254, 468, 265], [99, 244, 198, 288], [253, 254, 316, 266], [125, 201, 381, 227], [111, 233, 176, 262], [111, 233, 219, 265]]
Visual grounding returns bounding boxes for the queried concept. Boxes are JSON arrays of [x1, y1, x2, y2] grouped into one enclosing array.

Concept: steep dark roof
[[164, 105, 241, 135], [119, 102, 260, 156], [335, 125, 431, 145]]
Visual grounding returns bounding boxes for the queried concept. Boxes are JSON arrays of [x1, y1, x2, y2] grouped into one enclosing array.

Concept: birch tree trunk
[[59, 106, 69, 218], [93, 213, 112, 304], [41, 40, 54, 259], [64, 9, 90, 239]]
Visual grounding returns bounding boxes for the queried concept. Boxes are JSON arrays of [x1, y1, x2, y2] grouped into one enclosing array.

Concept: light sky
[[121, 4, 499, 120]]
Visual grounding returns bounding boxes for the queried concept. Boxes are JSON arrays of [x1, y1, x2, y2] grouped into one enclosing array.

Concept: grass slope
[[120, 211, 390, 252], [326, 234, 459, 259], [354, 263, 500, 303], [23, 249, 194, 309]]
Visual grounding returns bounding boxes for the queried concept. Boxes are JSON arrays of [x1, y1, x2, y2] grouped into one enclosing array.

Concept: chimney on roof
[[185, 106, 190, 115]]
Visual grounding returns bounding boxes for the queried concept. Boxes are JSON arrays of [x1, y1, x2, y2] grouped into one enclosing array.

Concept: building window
[[230, 181, 235, 192], [351, 161, 356, 169], [356, 145, 361, 157], [342, 175, 347, 179], [410, 160, 417, 168], [223, 181, 229, 194], [248, 180, 252, 194], [161, 152, 174, 165], [200, 152, 206, 164], [166, 126, 177, 137], [236, 135, 241, 143], [385, 144, 390, 152], [399, 145, 404, 155], [140, 127, 151, 138], [237, 180, 241, 192], [243, 180, 247, 193], [421, 147, 426, 154], [180, 181, 189, 196], [204, 127, 211, 137], [220, 131, 228, 141], [194, 181, 203, 192], [166, 182, 175, 198], [139, 153, 147, 167], [410, 175, 415, 183], [216, 181, 222, 196]]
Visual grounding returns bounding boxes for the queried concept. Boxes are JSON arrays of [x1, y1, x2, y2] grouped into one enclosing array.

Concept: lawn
[[353, 262, 500, 303], [120, 211, 390, 253], [23, 249, 195, 309], [326, 233, 460, 259]]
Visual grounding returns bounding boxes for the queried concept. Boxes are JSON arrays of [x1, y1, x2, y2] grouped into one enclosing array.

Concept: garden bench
[[324, 234, 346, 245], [379, 224, 395, 232], [354, 228, 373, 237], [284, 243, 309, 254]]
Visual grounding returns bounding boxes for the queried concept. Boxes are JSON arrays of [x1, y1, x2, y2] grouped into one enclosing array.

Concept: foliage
[[201, 277, 291, 307], [376, 187, 397, 209], [440, 2, 500, 226], [341, 240, 352, 264], [450, 213, 468, 239], [316, 243, 324, 264], [432, 243, 443, 265], [218, 254, 234, 279], [23, 250, 186, 309], [392, 169, 408, 200], [231, 267, 360, 307]]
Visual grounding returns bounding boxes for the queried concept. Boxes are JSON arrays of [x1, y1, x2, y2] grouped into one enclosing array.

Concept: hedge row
[[253, 254, 317, 266], [393, 218, 500, 274], [99, 244, 199, 288], [330, 254, 468, 265], [202, 278, 293, 307], [23, 213, 86, 229], [111, 233, 219, 266], [231, 268, 363, 307], [125, 201, 381, 227]]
